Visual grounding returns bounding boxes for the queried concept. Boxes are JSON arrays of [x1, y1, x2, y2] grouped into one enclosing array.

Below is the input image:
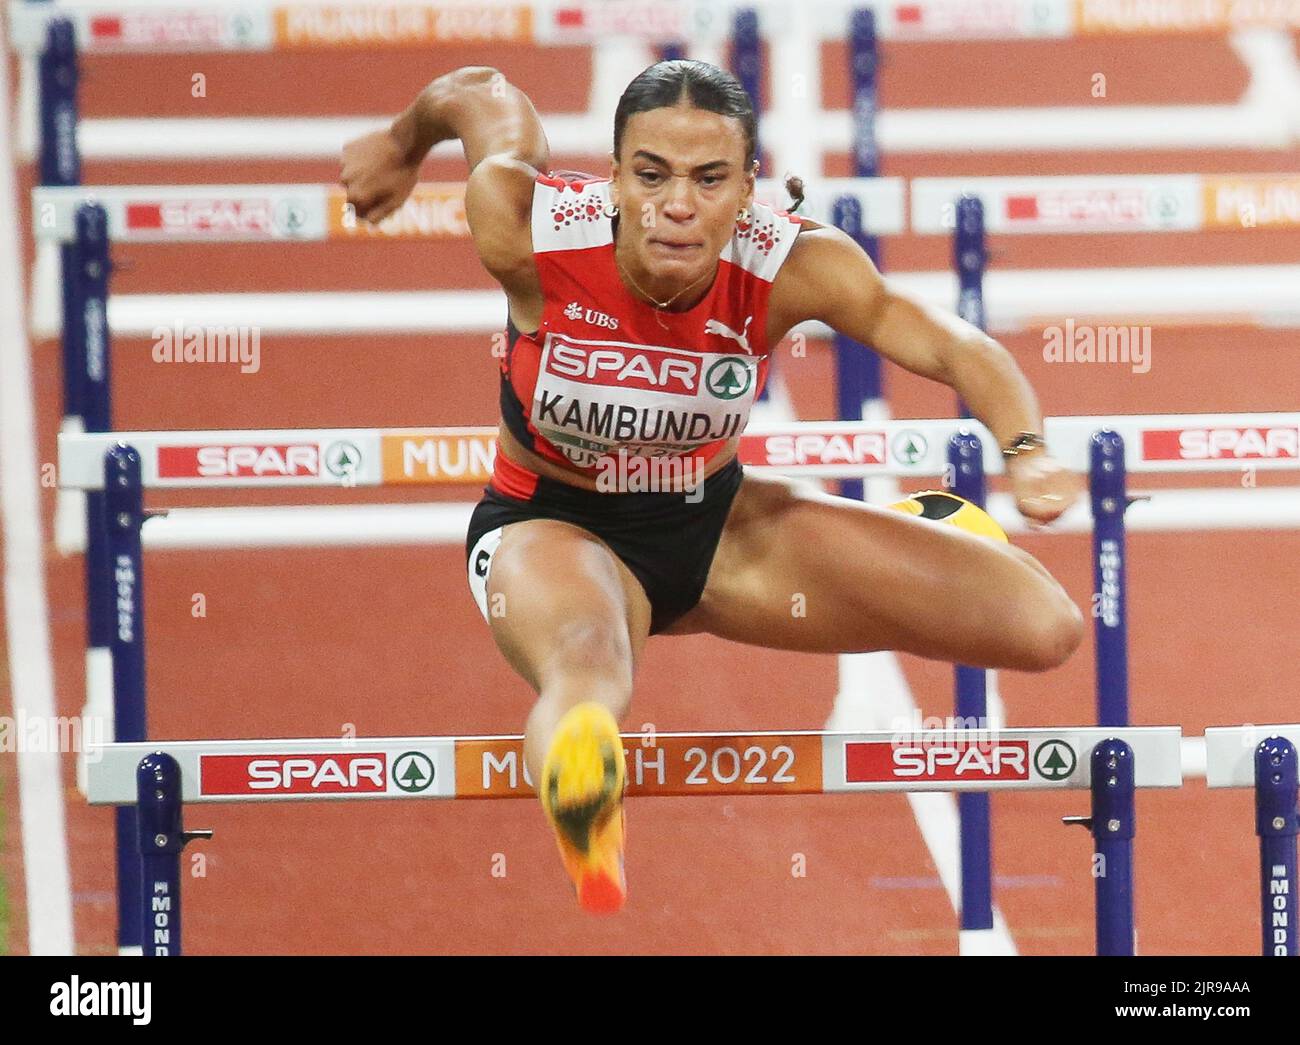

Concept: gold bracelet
[[1002, 432, 1047, 458]]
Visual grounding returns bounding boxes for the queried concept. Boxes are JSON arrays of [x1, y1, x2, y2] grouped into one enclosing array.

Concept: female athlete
[[341, 60, 1085, 915]]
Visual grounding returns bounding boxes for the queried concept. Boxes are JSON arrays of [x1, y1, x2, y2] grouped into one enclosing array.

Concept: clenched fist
[[1007, 450, 1081, 524], [340, 129, 421, 225]]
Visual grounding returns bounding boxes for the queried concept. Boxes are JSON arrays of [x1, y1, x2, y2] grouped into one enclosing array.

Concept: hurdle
[[1205, 727, 1300, 957], [85, 725, 1184, 955]]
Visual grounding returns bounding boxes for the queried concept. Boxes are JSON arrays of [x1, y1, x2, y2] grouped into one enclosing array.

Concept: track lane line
[[0, 21, 75, 956]]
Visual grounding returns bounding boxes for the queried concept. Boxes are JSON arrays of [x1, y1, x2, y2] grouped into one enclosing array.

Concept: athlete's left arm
[[777, 223, 1079, 521]]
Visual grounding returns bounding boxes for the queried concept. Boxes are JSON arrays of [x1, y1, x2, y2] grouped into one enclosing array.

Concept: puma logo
[[704, 315, 753, 354]]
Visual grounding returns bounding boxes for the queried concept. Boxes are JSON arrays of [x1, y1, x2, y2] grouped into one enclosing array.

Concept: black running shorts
[[465, 457, 745, 634]]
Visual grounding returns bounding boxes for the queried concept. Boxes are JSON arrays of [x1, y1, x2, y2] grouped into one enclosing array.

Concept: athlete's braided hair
[[612, 59, 804, 213]]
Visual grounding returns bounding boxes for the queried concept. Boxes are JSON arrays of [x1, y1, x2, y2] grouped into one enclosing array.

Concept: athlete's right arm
[[341, 67, 546, 294]]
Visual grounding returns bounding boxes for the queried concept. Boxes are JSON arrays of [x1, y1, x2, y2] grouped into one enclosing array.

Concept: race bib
[[531, 332, 758, 469]]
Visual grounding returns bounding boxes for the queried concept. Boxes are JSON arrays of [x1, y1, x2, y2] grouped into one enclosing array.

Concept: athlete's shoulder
[[721, 196, 803, 283], [780, 220, 872, 279], [771, 220, 883, 328], [531, 171, 613, 252]]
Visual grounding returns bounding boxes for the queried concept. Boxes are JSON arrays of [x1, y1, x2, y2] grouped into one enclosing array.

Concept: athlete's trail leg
[[482, 519, 652, 782]]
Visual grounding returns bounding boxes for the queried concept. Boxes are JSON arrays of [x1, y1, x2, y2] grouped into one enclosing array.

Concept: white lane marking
[[0, 20, 75, 956]]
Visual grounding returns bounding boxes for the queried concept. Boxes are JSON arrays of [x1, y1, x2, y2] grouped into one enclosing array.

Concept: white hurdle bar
[[87, 269, 1300, 337], [55, 414, 1300, 548], [87, 727, 1186, 803], [88, 726, 1182, 955], [28, 180, 1300, 334], [56, 414, 1300, 489]]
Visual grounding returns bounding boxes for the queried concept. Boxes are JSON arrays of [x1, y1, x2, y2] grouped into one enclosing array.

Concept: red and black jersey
[[494, 171, 803, 499]]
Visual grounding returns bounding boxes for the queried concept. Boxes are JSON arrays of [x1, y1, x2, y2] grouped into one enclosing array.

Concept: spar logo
[[1004, 188, 1178, 229], [705, 357, 753, 400], [157, 443, 323, 479], [892, 430, 928, 466], [324, 440, 361, 478], [88, 12, 233, 47], [543, 341, 703, 395], [740, 430, 887, 468], [392, 752, 435, 794], [124, 198, 307, 238], [199, 752, 388, 795], [1141, 426, 1300, 461], [551, 2, 686, 37], [891, 1, 1040, 36], [844, 739, 1030, 783], [1033, 739, 1077, 781]]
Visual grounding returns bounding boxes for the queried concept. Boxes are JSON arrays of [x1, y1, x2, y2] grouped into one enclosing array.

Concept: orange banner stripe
[[380, 431, 496, 485], [274, 4, 533, 47], [454, 734, 824, 798]]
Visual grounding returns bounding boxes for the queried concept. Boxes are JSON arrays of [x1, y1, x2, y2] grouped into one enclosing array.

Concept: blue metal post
[[953, 196, 985, 419], [72, 205, 111, 433], [38, 19, 83, 423], [73, 208, 113, 660], [833, 195, 868, 501], [849, 8, 879, 181], [1090, 431, 1129, 727], [138, 754, 183, 956], [835, 9, 884, 500], [1091, 738, 1135, 955], [77, 206, 121, 946], [1255, 737, 1299, 956], [948, 431, 993, 933], [659, 42, 685, 62], [731, 9, 762, 169], [106, 445, 146, 952]]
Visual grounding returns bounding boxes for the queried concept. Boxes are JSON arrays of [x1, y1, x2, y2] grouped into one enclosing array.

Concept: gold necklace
[[613, 228, 714, 329]]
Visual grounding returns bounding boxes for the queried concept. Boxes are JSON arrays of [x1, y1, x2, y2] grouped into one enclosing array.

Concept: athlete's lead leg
[[673, 473, 1085, 669], [482, 518, 652, 782], [481, 517, 652, 912]]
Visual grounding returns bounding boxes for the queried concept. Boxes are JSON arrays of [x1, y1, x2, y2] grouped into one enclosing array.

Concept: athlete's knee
[[1014, 593, 1085, 671], [540, 616, 635, 689]]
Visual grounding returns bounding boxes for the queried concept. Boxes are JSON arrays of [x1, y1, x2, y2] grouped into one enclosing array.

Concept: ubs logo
[[563, 301, 620, 330]]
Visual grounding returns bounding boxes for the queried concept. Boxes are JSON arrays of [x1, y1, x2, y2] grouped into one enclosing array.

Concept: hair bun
[[783, 174, 805, 213]]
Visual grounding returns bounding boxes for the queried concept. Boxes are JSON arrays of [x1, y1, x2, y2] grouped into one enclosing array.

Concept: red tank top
[[493, 171, 803, 499]]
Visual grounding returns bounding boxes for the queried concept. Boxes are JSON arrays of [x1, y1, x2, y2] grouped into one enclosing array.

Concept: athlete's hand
[[341, 129, 420, 225], [1006, 451, 1081, 524]]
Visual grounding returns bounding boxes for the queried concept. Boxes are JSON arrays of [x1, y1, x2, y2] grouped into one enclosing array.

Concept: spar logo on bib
[[543, 340, 701, 394], [532, 333, 758, 466], [705, 357, 752, 400]]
